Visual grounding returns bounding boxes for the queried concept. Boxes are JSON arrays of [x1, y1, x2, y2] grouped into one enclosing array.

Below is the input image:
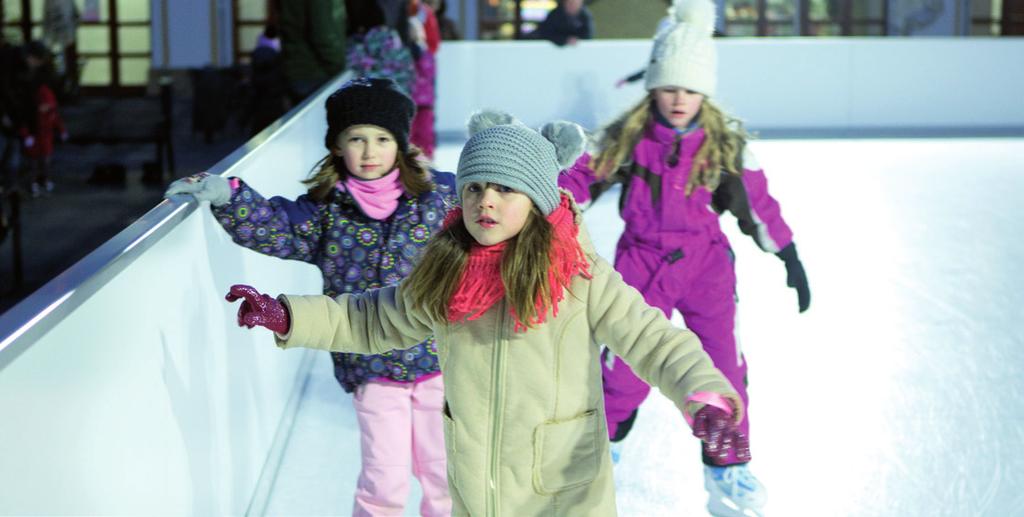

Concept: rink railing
[[436, 38, 1024, 137], [0, 73, 350, 515]]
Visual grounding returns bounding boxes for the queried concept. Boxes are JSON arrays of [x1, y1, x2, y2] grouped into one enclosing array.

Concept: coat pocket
[[532, 409, 600, 495], [442, 400, 457, 488]]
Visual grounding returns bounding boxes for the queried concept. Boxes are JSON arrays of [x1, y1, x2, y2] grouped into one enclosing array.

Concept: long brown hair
[[592, 94, 750, 193], [590, 96, 650, 181], [405, 206, 555, 328], [303, 141, 434, 202]]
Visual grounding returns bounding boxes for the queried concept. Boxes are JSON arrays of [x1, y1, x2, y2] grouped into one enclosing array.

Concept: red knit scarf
[[446, 194, 592, 332]]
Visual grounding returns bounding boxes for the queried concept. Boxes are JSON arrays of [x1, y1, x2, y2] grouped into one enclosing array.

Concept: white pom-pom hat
[[645, 0, 718, 96]]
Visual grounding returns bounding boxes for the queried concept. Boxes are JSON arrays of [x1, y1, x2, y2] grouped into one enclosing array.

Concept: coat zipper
[[486, 303, 507, 517]]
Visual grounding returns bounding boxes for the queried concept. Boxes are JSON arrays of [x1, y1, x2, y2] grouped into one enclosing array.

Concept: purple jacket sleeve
[[210, 179, 323, 263], [712, 149, 793, 253], [558, 153, 599, 205]]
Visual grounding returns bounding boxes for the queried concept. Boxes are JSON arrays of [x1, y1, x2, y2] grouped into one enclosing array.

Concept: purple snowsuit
[[559, 121, 793, 465]]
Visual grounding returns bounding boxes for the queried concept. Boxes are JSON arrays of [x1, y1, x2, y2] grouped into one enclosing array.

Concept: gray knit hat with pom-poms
[[456, 110, 586, 215]]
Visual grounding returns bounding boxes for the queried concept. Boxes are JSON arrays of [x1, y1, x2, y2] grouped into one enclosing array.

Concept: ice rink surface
[[266, 137, 1024, 516]]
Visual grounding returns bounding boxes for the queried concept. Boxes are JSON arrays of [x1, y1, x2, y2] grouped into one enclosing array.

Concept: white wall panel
[[436, 39, 1024, 134]]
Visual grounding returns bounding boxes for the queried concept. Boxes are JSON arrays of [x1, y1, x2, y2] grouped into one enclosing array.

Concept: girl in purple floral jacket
[[166, 78, 454, 517]]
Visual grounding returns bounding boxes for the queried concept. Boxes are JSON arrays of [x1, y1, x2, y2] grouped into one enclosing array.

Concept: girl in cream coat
[[226, 111, 748, 516]]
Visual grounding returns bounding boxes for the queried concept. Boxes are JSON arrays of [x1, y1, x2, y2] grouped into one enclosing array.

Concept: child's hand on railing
[[225, 284, 291, 335], [164, 172, 232, 206]]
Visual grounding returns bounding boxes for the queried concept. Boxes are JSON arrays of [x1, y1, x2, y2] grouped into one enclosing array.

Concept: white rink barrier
[[0, 74, 352, 515], [436, 38, 1024, 134]]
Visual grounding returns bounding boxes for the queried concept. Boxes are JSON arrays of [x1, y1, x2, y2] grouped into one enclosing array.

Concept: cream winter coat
[[276, 203, 740, 516]]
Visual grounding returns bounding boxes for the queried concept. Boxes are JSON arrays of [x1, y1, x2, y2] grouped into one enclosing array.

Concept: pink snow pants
[[603, 236, 751, 465], [352, 375, 451, 516], [410, 49, 436, 159], [411, 106, 435, 159]]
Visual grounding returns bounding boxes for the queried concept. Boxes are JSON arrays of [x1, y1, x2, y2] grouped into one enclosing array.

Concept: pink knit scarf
[[342, 168, 404, 220], [446, 194, 592, 332]]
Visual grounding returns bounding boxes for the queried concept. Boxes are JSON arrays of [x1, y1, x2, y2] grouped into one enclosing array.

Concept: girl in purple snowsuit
[[558, 1, 809, 516]]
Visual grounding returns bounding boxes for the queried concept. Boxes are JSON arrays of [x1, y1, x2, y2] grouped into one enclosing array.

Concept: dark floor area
[[0, 96, 249, 313]]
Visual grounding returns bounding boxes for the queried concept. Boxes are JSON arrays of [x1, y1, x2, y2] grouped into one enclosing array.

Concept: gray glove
[[164, 172, 232, 207]]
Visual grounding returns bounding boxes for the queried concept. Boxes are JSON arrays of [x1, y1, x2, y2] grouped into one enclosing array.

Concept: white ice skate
[[703, 464, 766, 517]]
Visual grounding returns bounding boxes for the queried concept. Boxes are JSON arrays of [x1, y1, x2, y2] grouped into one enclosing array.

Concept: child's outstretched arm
[[225, 283, 434, 355], [557, 153, 597, 205], [585, 256, 743, 421], [166, 173, 323, 263], [558, 152, 622, 209], [712, 147, 810, 312], [712, 148, 793, 253], [615, 69, 645, 88]]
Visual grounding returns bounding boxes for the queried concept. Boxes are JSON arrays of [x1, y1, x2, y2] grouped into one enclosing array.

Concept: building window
[[724, 0, 797, 36], [971, 0, 1003, 35], [478, 0, 556, 40], [233, 0, 272, 63], [724, 0, 887, 36], [801, 0, 887, 36], [1, 0, 151, 95]]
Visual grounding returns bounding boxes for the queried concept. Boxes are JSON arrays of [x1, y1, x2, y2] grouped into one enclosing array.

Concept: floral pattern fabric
[[211, 171, 457, 392], [347, 26, 415, 96]]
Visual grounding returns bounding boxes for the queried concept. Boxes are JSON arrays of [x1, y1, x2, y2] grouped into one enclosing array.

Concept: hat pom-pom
[[671, 0, 716, 34], [467, 109, 517, 137], [540, 121, 586, 170]]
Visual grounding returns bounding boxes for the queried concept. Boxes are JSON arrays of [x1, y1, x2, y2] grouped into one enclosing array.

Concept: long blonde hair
[[303, 142, 434, 202], [592, 94, 750, 194], [404, 207, 555, 328]]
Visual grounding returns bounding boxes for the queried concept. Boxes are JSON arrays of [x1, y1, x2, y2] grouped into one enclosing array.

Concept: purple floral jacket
[[212, 171, 457, 392]]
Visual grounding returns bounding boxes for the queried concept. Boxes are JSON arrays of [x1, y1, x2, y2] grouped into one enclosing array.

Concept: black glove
[[776, 242, 810, 313]]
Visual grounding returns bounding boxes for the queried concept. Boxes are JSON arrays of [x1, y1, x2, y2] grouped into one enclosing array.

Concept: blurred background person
[[256, 22, 282, 53], [279, 0, 347, 103], [425, 0, 460, 40], [407, 0, 441, 158], [21, 41, 67, 198], [349, 0, 440, 156], [345, 0, 415, 97], [246, 31, 288, 137], [528, 0, 593, 46]]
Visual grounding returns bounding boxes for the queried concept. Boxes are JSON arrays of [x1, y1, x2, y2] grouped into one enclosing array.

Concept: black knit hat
[[324, 77, 416, 152]]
